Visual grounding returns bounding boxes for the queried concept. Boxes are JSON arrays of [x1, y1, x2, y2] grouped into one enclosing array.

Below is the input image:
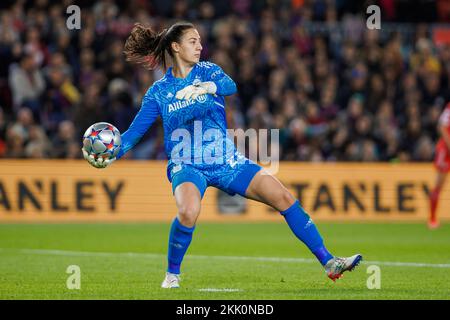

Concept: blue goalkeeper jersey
[[117, 61, 238, 170]]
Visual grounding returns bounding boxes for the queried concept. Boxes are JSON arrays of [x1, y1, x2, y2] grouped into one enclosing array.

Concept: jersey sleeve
[[116, 91, 160, 159], [205, 62, 237, 96]]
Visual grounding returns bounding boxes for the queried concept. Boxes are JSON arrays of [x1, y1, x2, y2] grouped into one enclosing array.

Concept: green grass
[[0, 222, 449, 299]]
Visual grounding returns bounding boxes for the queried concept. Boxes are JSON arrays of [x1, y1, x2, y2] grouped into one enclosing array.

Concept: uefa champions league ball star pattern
[[83, 122, 121, 159]]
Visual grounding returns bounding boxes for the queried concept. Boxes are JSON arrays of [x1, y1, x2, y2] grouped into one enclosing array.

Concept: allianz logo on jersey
[[168, 95, 207, 113], [168, 99, 196, 113]]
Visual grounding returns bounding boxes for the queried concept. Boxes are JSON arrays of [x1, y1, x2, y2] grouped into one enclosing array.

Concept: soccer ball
[[83, 122, 122, 159]]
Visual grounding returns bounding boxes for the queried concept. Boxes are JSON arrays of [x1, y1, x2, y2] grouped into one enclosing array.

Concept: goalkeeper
[[83, 21, 362, 288]]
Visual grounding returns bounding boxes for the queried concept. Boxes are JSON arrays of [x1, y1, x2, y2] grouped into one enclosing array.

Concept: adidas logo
[[304, 218, 314, 229], [170, 242, 183, 249]]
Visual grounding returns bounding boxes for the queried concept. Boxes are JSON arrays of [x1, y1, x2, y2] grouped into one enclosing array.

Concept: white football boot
[[161, 272, 180, 288], [324, 254, 363, 282]]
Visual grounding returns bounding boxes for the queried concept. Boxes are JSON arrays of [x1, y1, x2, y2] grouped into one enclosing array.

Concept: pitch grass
[[0, 222, 449, 300]]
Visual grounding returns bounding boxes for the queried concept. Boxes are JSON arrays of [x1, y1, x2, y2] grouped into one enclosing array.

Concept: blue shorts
[[167, 159, 262, 198]]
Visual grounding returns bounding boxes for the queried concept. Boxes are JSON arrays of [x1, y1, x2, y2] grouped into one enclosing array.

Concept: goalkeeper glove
[[175, 81, 217, 100], [82, 148, 116, 169]]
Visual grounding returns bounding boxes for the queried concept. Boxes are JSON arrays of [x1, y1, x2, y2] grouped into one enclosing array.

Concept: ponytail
[[123, 23, 167, 70], [123, 21, 195, 70]]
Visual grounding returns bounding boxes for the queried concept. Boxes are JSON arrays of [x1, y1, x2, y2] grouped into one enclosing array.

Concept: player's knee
[[275, 189, 296, 210], [178, 205, 200, 226]]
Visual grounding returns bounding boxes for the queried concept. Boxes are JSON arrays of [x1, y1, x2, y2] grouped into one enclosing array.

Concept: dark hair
[[123, 21, 195, 70]]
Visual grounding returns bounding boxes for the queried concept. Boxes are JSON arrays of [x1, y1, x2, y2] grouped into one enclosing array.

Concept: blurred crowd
[[0, 0, 449, 162]]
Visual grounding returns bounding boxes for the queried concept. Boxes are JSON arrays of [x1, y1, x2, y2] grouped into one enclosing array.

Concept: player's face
[[176, 28, 202, 65]]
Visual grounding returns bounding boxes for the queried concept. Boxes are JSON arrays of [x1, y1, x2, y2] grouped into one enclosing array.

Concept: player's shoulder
[[195, 61, 224, 80], [196, 61, 222, 71], [197, 61, 219, 69], [147, 76, 170, 96], [153, 75, 171, 88]]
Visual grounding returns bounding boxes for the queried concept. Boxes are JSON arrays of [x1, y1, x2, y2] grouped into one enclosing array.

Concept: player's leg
[[244, 169, 362, 281], [244, 170, 332, 262], [430, 146, 449, 229], [162, 167, 207, 288], [174, 181, 202, 227], [429, 170, 447, 229]]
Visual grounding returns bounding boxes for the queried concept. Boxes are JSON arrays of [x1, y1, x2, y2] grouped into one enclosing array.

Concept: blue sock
[[167, 217, 195, 274], [280, 200, 334, 265]]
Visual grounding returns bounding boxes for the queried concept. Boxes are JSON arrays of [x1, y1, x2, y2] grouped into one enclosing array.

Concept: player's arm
[[438, 109, 450, 151], [83, 93, 159, 168], [203, 63, 237, 96], [176, 63, 237, 100], [116, 93, 160, 159], [439, 123, 450, 151]]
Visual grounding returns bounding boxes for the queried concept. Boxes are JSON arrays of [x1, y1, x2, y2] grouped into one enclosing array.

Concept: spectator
[[51, 120, 76, 158], [0, 107, 6, 157], [25, 125, 51, 158], [0, 0, 447, 163], [8, 53, 45, 112]]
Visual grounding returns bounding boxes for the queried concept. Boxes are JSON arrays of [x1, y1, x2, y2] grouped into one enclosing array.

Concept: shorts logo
[[228, 159, 237, 168], [172, 164, 182, 174]]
